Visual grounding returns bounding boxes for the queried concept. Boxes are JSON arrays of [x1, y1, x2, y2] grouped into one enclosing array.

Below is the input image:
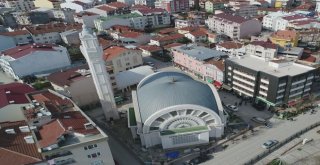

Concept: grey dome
[[136, 71, 219, 123]]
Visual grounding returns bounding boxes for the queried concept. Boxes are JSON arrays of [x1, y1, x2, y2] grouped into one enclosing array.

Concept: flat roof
[[173, 45, 227, 61], [227, 55, 314, 77], [160, 126, 208, 136]]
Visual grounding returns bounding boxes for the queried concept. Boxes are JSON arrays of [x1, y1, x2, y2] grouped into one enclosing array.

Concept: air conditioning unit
[[19, 126, 30, 133], [24, 136, 35, 144], [5, 129, 16, 134]]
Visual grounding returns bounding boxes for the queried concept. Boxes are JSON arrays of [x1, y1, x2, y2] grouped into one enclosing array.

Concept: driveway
[[200, 107, 320, 165]]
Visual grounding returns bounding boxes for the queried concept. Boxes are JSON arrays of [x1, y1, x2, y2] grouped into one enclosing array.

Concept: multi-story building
[[224, 55, 315, 107], [52, 8, 76, 23], [205, 0, 225, 13], [11, 11, 50, 25], [155, 0, 190, 13], [74, 11, 99, 28], [0, 30, 33, 45], [245, 41, 278, 60], [131, 5, 171, 29], [206, 13, 262, 39], [216, 41, 245, 57], [103, 46, 143, 90], [269, 30, 299, 48], [172, 45, 228, 83], [175, 18, 201, 29], [60, 29, 81, 45], [109, 30, 152, 46], [25, 23, 82, 44], [22, 90, 115, 165], [0, 83, 35, 122], [34, 0, 62, 9], [47, 65, 100, 107], [0, 120, 43, 164], [4, 0, 35, 12], [0, 44, 71, 79], [60, 0, 94, 12], [184, 30, 207, 43], [135, 0, 156, 7], [117, 0, 135, 6], [230, 4, 257, 17]]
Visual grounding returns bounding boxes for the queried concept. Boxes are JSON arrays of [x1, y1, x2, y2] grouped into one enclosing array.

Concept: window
[[94, 144, 97, 148], [84, 146, 88, 150], [88, 155, 91, 158]]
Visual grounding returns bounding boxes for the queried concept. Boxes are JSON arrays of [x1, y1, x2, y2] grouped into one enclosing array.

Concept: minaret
[[316, 0, 320, 13], [79, 25, 119, 120]]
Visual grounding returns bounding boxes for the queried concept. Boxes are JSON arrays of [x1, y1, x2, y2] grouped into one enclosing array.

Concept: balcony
[[289, 91, 303, 98], [276, 95, 284, 99], [259, 90, 268, 97], [307, 76, 314, 80], [291, 79, 306, 86], [261, 79, 269, 84], [233, 87, 254, 97], [260, 85, 268, 90], [233, 81, 254, 92], [278, 82, 286, 87], [233, 76, 255, 86], [290, 85, 304, 92], [233, 70, 255, 80], [304, 88, 311, 92], [277, 89, 285, 93]]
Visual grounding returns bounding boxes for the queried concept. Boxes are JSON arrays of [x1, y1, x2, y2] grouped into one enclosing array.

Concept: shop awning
[[256, 96, 275, 106], [214, 81, 222, 88], [221, 84, 232, 91]]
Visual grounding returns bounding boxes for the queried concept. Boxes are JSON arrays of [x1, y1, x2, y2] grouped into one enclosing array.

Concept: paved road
[[200, 109, 320, 165]]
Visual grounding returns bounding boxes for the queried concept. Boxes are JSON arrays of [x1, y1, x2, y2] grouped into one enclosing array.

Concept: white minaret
[[316, 0, 320, 13], [79, 25, 119, 120]]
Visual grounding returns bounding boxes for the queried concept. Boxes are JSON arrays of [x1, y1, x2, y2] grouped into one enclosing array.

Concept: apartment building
[[230, 4, 257, 17], [60, 0, 94, 12], [224, 56, 315, 107], [245, 41, 278, 60], [135, 0, 156, 7], [149, 33, 185, 46], [11, 11, 50, 25], [52, 8, 76, 23], [34, 0, 62, 9], [184, 30, 207, 43], [216, 41, 245, 57], [22, 90, 115, 165], [74, 11, 99, 28], [0, 30, 33, 45], [0, 44, 71, 79], [4, 0, 35, 12], [269, 30, 299, 48], [155, 0, 190, 13], [175, 18, 201, 29], [172, 45, 228, 83], [205, 0, 225, 13], [25, 23, 82, 44], [103, 46, 143, 90], [206, 13, 262, 39]]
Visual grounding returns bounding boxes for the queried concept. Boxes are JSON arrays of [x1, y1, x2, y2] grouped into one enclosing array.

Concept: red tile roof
[[282, 14, 306, 21], [158, 28, 177, 34], [103, 46, 127, 61], [2, 43, 56, 59], [47, 65, 89, 87], [25, 23, 82, 35], [138, 45, 162, 52], [135, 7, 166, 15], [98, 37, 114, 49], [271, 30, 298, 40], [31, 91, 72, 108], [0, 148, 41, 165], [189, 30, 207, 37], [0, 83, 34, 109], [131, 4, 149, 10], [0, 121, 42, 160], [218, 41, 243, 49], [38, 120, 65, 148], [0, 30, 29, 36], [74, 11, 98, 17], [97, 5, 116, 12], [250, 41, 277, 49], [152, 33, 185, 42], [302, 55, 316, 63], [205, 59, 225, 71], [106, 2, 129, 9], [119, 31, 142, 38], [38, 111, 99, 148], [213, 13, 249, 24]]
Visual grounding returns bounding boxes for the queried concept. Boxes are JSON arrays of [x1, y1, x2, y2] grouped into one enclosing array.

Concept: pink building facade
[[172, 45, 226, 84], [155, 0, 189, 13]]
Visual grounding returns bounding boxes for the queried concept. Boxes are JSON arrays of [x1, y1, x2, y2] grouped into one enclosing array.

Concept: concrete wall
[[0, 35, 15, 51], [0, 104, 28, 122]]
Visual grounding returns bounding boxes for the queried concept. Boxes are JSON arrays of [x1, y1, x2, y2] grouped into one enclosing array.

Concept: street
[[200, 107, 320, 165]]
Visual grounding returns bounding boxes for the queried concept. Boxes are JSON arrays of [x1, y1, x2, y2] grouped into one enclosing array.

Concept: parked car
[[262, 140, 278, 149], [251, 117, 267, 124], [225, 104, 238, 112], [145, 61, 154, 67]]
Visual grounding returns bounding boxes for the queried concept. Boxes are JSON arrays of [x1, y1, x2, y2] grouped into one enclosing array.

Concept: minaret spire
[[79, 24, 119, 120]]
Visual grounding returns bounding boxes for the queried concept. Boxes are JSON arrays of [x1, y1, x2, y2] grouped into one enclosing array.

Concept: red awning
[[214, 81, 222, 88]]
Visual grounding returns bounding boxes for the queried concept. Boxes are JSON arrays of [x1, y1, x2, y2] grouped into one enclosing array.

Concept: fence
[[243, 121, 320, 165]]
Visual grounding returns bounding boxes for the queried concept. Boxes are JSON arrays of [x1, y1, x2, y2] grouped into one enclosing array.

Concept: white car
[[262, 140, 278, 149], [226, 104, 238, 112], [146, 62, 155, 67]]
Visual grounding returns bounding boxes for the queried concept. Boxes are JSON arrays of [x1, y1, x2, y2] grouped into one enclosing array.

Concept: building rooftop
[[25, 23, 82, 35], [136, 72, 219, 123], [47, 65, 90, 87], [227, 55, 314, 77], [103, 46, 128, 61], [249, 41, 277, 49], [218, 41, 243, 49], [119, 31, 142, 38], [0, 30, 29, 36], [0, 83, 34, 109], [173, 45, 228, 61], [96, 5, 116, 12], [152, 33, 185, 42], [212, 13, 249, 24], [97, 13, 141, 21], [189, 30, 207, 37], [2, 44, 56, 59], [271, 30, 298, 40], [106, 2, 129, 9], [0, 121, 42, 161], [138, 45, 162, 52]]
